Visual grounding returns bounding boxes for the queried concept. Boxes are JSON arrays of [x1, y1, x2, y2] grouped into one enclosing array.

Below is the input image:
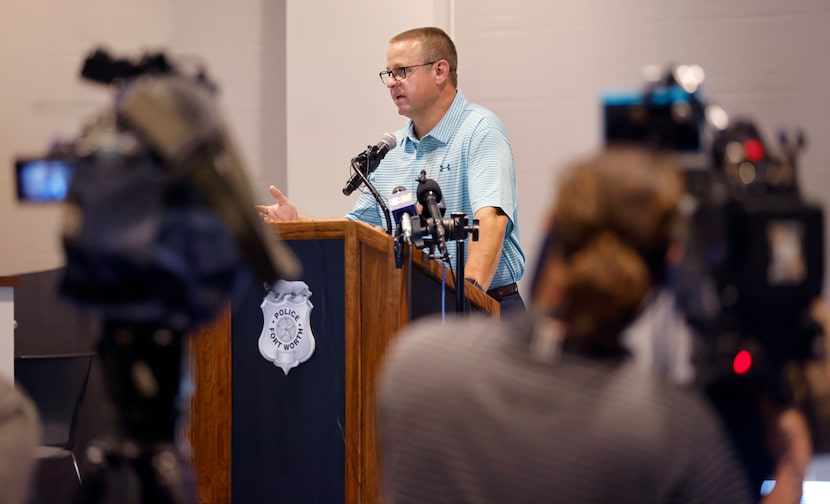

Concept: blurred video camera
[[603, 64, 829, 486], [13, 48, 299, 503], [16, 48, 297, 328]]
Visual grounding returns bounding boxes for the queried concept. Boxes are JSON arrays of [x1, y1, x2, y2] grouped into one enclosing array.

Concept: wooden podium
[[188, 220, 498, 504]]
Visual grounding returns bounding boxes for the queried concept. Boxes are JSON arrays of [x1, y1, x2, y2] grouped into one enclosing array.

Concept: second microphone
[[342, 133, 397, 195]]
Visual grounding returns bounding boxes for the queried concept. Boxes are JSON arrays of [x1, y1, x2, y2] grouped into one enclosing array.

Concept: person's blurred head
[[532, 146, 685, 355]]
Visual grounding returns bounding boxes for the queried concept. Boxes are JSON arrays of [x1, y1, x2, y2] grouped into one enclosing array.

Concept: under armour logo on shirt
[[439, 164, 452, 172]]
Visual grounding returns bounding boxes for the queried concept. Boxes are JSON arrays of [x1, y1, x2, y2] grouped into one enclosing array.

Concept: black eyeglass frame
[[379, 61, 437, 84]]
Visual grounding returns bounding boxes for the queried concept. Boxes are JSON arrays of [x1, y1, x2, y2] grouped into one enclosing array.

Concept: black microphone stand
[[445, 212, 479, 314], [415, 212, 479, 314], [347, 155, 393, 235], [455, 235, 466, 313]]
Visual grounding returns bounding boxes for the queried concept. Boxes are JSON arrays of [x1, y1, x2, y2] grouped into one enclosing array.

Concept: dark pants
[[498, 291, 525, 315]]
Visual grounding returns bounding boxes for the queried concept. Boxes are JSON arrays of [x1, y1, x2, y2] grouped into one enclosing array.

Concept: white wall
[[453, 0, 830, 297]]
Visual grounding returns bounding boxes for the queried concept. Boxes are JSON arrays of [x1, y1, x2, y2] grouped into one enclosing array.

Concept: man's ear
[[434, 60, 450, 84]]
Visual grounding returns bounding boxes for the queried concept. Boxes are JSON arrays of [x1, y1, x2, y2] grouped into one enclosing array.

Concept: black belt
[[486, 282, 518, 301]]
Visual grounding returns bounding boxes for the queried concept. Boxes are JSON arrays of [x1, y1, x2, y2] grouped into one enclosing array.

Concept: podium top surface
[[270, 219, 499, 316]]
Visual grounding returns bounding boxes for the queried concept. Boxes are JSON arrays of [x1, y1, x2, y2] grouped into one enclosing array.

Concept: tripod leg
[[76, 324, 198, 504]]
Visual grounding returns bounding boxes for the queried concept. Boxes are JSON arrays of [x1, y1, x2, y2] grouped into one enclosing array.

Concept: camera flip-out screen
[[15, 158, 73, 203]]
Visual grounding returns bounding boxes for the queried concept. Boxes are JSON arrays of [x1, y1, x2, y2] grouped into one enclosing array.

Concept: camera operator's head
[[532, 146, 685, 355]]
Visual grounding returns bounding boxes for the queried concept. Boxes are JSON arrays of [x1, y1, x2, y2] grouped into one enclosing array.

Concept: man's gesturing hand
[[256, 185, 299, 223]]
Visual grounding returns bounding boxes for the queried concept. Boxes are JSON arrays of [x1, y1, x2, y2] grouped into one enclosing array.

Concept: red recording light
[[733, 350, 753, 375], [743, 139, 765, 162]]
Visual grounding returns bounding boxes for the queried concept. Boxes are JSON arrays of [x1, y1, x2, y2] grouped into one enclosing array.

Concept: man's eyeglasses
[[379, 62, 436, 84]]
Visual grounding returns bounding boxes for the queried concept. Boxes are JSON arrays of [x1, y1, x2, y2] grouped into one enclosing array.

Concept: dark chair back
[[14, 353, 95, 449]]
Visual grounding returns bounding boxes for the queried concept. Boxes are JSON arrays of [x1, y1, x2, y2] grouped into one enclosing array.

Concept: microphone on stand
[[342, 133, 397, 195], [416, 171, 448, 259], [389, 186, 418, 242]]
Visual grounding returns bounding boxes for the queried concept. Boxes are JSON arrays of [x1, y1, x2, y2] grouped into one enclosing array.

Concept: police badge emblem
[[259, 280, 316, 375]]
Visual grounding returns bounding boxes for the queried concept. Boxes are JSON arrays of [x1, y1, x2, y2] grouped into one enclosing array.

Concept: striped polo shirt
[[346, 91, 525, 289]]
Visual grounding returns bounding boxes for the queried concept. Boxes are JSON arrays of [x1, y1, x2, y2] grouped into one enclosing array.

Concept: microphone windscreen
[[379, 132, 397, 151], [416, 178, 442, 205]]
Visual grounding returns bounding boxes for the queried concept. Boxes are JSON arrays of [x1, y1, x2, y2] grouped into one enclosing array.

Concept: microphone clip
[[358, 143, 391, 176]]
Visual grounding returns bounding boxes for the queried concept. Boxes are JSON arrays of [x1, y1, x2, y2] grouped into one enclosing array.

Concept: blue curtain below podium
[[232, 237, 347, 503]]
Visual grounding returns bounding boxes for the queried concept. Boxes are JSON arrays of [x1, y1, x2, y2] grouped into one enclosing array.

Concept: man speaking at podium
[[257, 27, 526, 314]]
